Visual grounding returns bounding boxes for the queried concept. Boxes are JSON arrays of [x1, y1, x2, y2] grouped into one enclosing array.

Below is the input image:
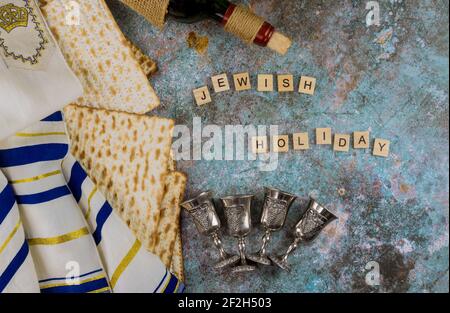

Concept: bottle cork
[[267, 31, 292, 55]]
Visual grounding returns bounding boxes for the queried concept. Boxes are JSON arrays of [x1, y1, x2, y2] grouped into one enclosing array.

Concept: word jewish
[[192, 73, 317, 106]]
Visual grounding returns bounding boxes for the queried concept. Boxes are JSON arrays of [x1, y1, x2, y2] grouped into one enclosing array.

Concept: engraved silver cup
[[248, 187, 297, 265], [220, 194, 256, 273], [270, 198, 337, 271], [180, 191, 240, 269]]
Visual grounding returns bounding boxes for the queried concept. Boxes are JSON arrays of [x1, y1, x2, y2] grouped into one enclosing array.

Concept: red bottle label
[[221, 4, 274, 47]]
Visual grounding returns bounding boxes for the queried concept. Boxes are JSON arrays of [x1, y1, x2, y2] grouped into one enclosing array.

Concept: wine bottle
[[120, 0, 291, 55], [167, 0, 234, 23], [167, 0, 291, 55]]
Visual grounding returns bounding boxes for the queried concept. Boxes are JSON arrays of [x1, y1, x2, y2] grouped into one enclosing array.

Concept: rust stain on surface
[[187, 31, 209, 55], [399, 183, 411, 193]]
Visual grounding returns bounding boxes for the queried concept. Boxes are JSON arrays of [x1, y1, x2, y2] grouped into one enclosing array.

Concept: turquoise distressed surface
[[107, 0, 449, 292]]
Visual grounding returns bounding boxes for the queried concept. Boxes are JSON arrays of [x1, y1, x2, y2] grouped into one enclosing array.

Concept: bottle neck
[[220, 3, 274, 47], [209, 0, 233, 22], [168, 0, 230, 23]]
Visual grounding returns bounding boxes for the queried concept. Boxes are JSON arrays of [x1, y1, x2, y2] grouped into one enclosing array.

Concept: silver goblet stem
[[270, 198, 337, 272], [181, 190, 240, 270], [259, 230, 271, 257], [211, 232, 241, 269], [270, 237, 302, 271], [220, 195, 256, 273], [280, 237, 302, 262], [247, 229, 273, 266], [249, 187, 297, 266], [237, 237, 247, 265], [231, 236, 255, 273], [211, 232, 227, 259]]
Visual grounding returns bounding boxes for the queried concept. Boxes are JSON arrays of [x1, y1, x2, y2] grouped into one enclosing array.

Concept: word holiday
[[252, 129, 390, 157]]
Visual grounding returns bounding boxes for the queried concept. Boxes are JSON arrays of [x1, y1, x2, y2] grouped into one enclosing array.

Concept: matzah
[[41, 0, 159, 113], [166, 153, 185, 280], [168, 151, 177, 172], [171, 231, 185, 282], [63, 104, 173, 251], [126, 39, 158, 78], [153, 172, 186, 268]]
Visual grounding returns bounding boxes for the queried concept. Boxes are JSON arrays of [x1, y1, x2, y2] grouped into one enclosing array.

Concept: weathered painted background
[[107, 0, 449, 292]]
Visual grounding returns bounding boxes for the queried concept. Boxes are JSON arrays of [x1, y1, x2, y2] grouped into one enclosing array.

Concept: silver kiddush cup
[[248, 187, 297, 265], [270, 198, 337, 271], [220, 195, 256, 273], [180, 191, 240, 269]]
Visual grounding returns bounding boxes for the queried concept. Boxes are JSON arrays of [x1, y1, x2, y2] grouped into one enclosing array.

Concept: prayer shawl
[[0, 171, 39, 292], [0, 112, 184, 293], [0, 0, 83, 141]]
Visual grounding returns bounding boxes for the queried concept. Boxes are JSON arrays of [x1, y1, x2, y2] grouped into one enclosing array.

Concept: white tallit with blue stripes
[[0, 171, 39, 292], [0, 112, 183, 293], [62, 154, 183, 293], [0, 112, 110, 293]]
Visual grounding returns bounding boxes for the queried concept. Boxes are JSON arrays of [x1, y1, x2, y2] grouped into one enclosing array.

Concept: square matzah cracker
[[152, 171, 186, 268], [126, 38, 158, 78], [63, 105, 173, 250], [41, 0, 159, 113], [171, 231, 185, 282]]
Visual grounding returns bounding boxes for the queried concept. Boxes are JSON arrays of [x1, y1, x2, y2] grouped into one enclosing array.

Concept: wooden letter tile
[[334, 134, 350, 152], [273, 135, 289, 152], [293, 132, 309, 150], [316, 128, 332, 145], [299, 76, 317, 95], [233, 72, 251, 91], [257, 74, 274, 92], [353, 131, 370, 149], [193, 86, 211, 106], [373, 138, 390, 157], [211, 73, 230, 93], [251, 136, 268, 154], [277, 74, 294, 92]]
